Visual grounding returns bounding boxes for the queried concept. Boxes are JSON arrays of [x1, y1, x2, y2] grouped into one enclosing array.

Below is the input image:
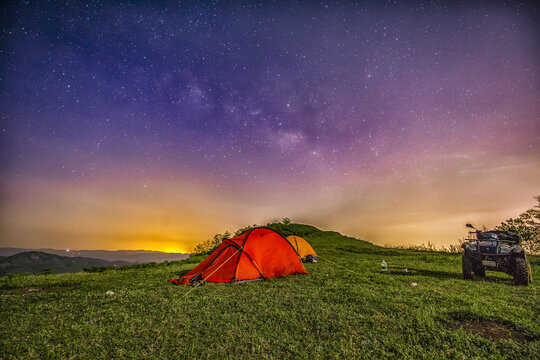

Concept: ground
[[1, 224, 539, 359]]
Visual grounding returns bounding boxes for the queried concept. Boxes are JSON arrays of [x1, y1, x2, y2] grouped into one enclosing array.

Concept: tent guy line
[[316, 255, 362, 277], [179, 244, 245, 300]]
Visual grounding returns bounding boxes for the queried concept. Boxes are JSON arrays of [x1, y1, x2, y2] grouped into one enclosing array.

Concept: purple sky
[[1, 1, 538, 252]]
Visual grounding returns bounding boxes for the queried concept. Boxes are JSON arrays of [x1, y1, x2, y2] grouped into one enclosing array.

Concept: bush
[[38, 268, 54, 275], [83, 266, 109, 273]]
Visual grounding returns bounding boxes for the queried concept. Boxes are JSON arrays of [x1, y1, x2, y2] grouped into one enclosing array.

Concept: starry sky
[[1, 1, 539, 252]]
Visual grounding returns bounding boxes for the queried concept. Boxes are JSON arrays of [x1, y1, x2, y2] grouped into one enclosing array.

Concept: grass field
[[1, 224, 539, 359]]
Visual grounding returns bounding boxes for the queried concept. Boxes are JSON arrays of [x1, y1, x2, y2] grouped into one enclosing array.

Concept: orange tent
[[287, 235, 318, 262], [169, 228, 308, 285]]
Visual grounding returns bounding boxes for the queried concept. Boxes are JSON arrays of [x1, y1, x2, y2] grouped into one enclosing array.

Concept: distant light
[[66, 249, 70, 252]]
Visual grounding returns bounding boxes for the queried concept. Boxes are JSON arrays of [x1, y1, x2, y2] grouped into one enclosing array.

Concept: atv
[[461, 224, 532, 285]]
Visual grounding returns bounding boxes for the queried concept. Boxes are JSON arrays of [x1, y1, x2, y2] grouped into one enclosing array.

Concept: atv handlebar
[[464, 238, 518, 244]]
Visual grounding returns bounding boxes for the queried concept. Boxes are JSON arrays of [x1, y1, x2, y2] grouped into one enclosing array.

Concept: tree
[[281, 217, 292, 225], [192, 231, 231, 255], [496, 195, 540, 255]]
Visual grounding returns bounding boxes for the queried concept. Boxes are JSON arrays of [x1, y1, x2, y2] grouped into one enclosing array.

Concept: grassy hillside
[[1, 224, 539, 359], [0, 251, 131, 275]]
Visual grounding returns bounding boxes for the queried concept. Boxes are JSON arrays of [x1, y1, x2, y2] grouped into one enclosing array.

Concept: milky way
[[1, 1, 538, 252]]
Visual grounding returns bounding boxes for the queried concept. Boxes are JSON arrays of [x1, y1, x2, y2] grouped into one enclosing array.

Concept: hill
[[0, 223, 538, 359], [0, 251, 131, 275], [0, 248, 190, 264]]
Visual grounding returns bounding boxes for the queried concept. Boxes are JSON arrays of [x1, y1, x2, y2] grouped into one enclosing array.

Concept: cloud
[[2, 149, 538, 252], [291, 152, 540, 247], [0, 178, 244, 252]]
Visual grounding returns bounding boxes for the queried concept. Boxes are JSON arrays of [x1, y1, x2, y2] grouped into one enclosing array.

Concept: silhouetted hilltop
[[0, 251, 131, 275], [0, 248, 190, 264]]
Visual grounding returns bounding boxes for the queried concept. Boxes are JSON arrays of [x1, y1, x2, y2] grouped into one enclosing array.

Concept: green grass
[[1, 224, 539, 359]]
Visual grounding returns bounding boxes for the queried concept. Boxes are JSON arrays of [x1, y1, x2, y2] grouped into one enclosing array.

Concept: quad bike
[[461, 224, 532, 285]]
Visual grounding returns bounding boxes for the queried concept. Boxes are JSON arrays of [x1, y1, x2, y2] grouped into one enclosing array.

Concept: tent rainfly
[[169, 228, 308, 285], [286, 235, 318, 262]]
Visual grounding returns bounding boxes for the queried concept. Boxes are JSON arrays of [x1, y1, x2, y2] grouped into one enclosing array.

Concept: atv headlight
[[499, 246, 511, 254]]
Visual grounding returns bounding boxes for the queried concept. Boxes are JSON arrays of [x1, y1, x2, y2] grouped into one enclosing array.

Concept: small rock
[[411, 282, 418, 287], [106, 291, 115, 295], [404, 268, 408, 272]]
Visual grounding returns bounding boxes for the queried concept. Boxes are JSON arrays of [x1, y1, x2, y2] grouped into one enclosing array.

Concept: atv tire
[[514, 258, 530, 286], [473, 265, 486, 278], [462, 255, 474, 280]]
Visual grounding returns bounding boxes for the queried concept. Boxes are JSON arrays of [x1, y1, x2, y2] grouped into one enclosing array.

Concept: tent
[[286, 235, 318, 262], [169, 228, 308, 285]]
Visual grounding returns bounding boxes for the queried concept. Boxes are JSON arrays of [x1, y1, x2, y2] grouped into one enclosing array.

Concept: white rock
[[411, 282, 418, 287], [106, 291, 114, 295]]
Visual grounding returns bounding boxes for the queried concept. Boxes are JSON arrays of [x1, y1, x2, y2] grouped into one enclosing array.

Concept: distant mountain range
[[0, 248, 191, 264], [0, 251, 132, 275]]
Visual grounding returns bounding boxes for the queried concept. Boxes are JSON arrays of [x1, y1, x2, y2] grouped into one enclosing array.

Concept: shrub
[[38, 268, 54, 275], [83, 266, 109, 273]]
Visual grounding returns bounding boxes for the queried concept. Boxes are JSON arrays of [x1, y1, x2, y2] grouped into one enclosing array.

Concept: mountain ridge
[[0, 248, 191, 264], [0, 251, 132, 275]]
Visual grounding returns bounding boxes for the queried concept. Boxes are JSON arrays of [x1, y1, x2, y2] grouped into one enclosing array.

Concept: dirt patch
[[447, 319, 535, 343], [1, 285, 76, 295]]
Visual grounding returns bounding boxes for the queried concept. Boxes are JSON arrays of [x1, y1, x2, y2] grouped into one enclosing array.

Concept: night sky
[[1, 1, 539, 252]]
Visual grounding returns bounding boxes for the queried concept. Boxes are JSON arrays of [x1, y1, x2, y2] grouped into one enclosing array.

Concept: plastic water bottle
[[381, 260, 388, 271]]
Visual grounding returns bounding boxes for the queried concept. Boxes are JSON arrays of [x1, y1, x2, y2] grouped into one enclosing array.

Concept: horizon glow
[[1, 1, 538, 252]]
